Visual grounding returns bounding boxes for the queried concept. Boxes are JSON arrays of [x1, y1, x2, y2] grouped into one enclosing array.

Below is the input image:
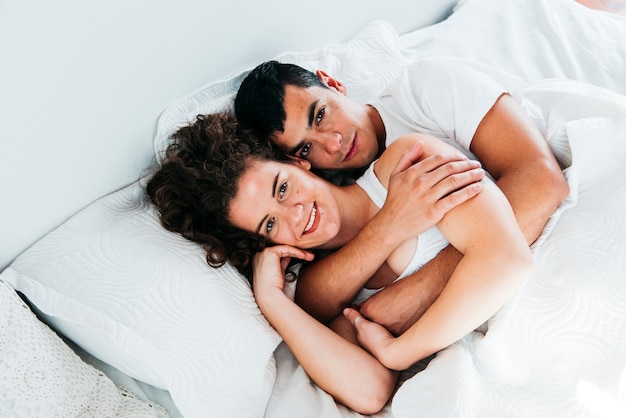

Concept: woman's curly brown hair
[[146, 111, 281, 280]]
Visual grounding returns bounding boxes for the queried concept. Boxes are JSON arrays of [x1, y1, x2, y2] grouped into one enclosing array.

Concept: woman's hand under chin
[[252, 245, 314, 310]]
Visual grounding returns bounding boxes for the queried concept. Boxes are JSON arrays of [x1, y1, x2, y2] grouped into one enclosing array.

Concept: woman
[[147, 111, 532, 413]]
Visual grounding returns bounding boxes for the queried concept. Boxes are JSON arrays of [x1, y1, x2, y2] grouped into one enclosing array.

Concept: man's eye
[[278, 182, 287, 198], [266, 217, 275, 234], [301, 144, 311, 158], [316, 107, 325, 125]]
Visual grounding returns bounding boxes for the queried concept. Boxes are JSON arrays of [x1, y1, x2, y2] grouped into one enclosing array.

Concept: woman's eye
[[278, 182, 287, 198], [266, 217, 275, 234], [301, 144, 311, 157]]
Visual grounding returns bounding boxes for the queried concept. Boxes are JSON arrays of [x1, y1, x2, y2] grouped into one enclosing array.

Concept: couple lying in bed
[[147, 58, 568, 414]]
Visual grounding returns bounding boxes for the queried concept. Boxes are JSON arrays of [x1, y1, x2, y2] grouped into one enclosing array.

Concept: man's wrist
[[366, 208, 406, 248]]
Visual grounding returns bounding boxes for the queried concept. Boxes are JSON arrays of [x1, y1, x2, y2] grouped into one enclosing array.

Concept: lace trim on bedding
[[0, 279, 169, 417]]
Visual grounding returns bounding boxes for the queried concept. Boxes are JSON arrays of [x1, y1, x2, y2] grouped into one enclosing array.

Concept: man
[[234, 57, 569, 334]]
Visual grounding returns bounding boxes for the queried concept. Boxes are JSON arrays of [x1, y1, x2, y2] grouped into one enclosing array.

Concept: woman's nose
[[280, 202, 304, 230]]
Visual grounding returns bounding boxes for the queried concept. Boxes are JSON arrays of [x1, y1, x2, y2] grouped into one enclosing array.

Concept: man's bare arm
[[472, 93, 569, 244], [358, 93, 569, 333], [295, 143, 485, 323], [360, 245, 461, 335]]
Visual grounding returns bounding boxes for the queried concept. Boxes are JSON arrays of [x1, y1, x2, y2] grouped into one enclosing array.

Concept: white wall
[[0, 0, 455, 270]]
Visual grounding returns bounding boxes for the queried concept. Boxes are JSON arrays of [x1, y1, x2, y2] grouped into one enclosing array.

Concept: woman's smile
[[303, 203, 319, 235], [227, 159, 343, 250]]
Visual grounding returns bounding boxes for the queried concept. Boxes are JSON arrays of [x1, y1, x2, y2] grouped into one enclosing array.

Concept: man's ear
[[287, 155, 312, 171], [316, 70, 348, 95]]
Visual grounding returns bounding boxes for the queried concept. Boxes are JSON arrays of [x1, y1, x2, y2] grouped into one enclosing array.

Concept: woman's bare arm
[[253, 245, 397, 414]]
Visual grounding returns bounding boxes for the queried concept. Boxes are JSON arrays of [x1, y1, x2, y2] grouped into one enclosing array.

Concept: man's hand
[[376, 141, 485, 245]]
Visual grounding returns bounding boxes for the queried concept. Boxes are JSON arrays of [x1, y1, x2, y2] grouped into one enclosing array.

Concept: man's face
[[271, 83, 381, 171]]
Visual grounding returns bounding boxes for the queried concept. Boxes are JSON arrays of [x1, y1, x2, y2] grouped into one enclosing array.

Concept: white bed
[[2, 0, 626, 417]]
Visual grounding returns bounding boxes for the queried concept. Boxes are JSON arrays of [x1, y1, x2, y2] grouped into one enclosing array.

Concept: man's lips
[[342, 135, 359, 162], [303, 202, 319, 235]]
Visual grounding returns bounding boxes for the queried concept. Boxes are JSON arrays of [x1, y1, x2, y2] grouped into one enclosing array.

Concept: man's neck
[[366, 104, 387, 158]]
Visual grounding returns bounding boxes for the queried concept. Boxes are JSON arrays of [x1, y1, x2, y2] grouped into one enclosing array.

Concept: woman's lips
[[303, 203, 319, 235]]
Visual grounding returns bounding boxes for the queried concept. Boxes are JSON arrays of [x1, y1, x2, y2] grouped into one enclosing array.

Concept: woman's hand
[[251, 248, 396, 414], [343, 307, 404, 370], [252, 245, 314, 308]]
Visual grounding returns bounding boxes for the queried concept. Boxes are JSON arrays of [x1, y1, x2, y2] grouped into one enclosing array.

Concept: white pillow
[[2, 180, 281, 418], [397, 0, 626, 95], [0, 279, 168, 417]]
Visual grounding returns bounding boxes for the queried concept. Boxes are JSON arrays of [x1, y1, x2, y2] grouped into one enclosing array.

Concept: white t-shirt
[[371, 57, 527, 158]]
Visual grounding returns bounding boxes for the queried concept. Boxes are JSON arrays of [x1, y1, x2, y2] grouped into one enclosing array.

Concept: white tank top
[[352, 163, 449, 305]]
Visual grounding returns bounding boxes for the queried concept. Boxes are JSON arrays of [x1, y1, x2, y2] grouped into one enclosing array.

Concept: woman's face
[[228, 158, 342, 249]]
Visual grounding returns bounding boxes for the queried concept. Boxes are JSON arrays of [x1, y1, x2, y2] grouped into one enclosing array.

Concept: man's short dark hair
[[234, 60, 326, 140]]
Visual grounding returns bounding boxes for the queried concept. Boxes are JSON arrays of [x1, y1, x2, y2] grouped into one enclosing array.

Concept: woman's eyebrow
[[256, 215, 268, 235], [256, 172, 281, 234]]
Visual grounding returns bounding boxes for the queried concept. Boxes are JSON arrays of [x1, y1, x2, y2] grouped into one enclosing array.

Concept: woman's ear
[[316, 70, 348, 95], [287, 155, 312, 171]]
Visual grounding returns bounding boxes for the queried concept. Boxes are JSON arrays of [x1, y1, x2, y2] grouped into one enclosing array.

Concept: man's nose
[[321, 132, 342, 154]]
